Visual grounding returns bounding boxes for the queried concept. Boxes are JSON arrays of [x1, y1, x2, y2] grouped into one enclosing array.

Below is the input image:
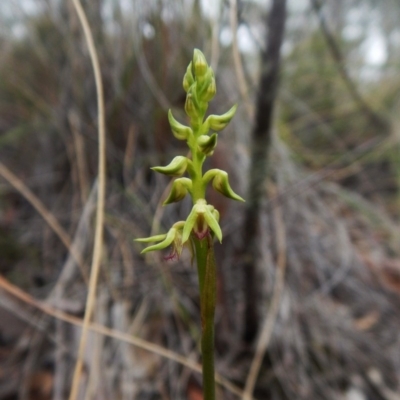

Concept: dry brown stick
[[69, 110, 90, 204], [242, 183, 287, 400], [0, 274, 253, 399], [241, 0, 287, 343], [229, 0, 254, 119], [69, 0, 106, 399], [54, 319, 68, 400], [122, 124, 137, 187], [0, 161, 88, 282]]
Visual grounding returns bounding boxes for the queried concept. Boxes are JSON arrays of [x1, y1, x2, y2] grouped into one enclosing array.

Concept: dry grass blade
[[68, 0, 106, 399]]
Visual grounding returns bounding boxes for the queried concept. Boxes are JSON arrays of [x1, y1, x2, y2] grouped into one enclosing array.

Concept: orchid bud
[[197, 133, 218, 156], [163, 178, 192, 205], [196, 67, 214, 98], [193, 49, 208, 78], [152, 156, 189, 177], [202, 169, 245, 202], [168, 110, 192, 140], [212, 170, 244, 202], [204, 104, 237, 131], [183, 62, 194, 92], [185, 92, 199, 119], [202, 77, 216, 102]]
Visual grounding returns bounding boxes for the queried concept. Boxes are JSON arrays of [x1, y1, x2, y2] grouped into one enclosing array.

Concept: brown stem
[[240, 0, 287, 344]]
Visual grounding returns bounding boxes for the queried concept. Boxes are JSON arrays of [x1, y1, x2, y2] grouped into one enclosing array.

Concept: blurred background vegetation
[[1, 0, 400, 399]]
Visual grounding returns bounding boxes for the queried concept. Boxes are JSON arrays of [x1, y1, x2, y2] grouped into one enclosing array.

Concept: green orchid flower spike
[[135, 49, 244, 400]]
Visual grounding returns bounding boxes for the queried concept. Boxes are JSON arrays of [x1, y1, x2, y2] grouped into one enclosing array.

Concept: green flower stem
[[188, 120, 206, 202], [194, 236, 216, 400], [191, 117, 216, 398]]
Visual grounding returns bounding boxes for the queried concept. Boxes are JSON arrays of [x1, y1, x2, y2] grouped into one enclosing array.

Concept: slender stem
[[202, 318, 215, 400], [194, 236, 216, 400], [188, 115, 207, 203]]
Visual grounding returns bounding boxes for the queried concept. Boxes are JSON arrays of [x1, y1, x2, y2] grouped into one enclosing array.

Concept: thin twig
[[242, 183, 287, 400], [229, 0, 254, 119], [122, 124, 137, 187], [69, 0, 106, 399], [0, 161, 88, 282], [0, 274, 254, 400], [48, 183, 97, 303], [210, 1, 223, 72], [134, 34, 170, 110]]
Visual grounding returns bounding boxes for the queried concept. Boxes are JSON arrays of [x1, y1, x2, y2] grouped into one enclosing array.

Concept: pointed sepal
[[135, 234, 168, 244], [168, 110, 193, 140], [136, 230, 174, 254], [204, 104, 237, 131], [204, 204, 222, 242], [203, 169, 244, 202], [212, 170, 244, 202], [152, 156, 190, 177], [135, 222, 186, 257]]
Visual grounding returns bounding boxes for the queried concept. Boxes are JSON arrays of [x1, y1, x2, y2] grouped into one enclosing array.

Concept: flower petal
[[139, 229, 176, 254], [204, 206, 222, 243], [134, 234, 167, 243], [182, 205, 198, 244], [212, 170, 245, 202]]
